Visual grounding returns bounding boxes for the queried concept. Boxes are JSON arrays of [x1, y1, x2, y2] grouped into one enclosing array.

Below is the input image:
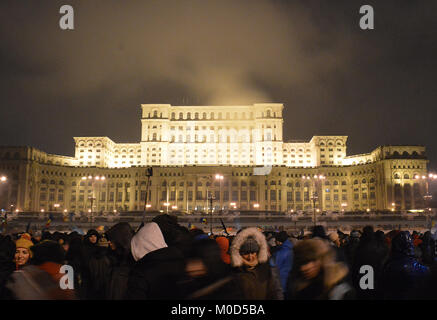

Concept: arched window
[[266, 110, 271, 117], [353, 180, 358, 184], [187, 112, 191, 119], [394, 173, 400, 179], [362, 179, 367, 183], [195, 112, 199, 119], [333, 180, 339, 185], [295, 182, 301, 188], [162, 181, 167, 187], [341, 181, 347, 185], [153, 110, 158, 117], [179, 112, 183, 119], [59, 181, 64, 185], [370, 178, 375, 183], [171, 112, 175, 120], [202, 112, 206, 119], [404, 174, 410, 179], [50, 180, 56, 185], [72, 182, 76, 186], [325, 181, 330, 186]]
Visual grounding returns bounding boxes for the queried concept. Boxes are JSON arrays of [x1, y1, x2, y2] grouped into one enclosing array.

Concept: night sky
[[1, 1, 436, 169]]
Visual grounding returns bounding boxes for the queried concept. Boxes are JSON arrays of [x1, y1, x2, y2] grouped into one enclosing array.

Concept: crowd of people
[[0, 214, 436, 300]]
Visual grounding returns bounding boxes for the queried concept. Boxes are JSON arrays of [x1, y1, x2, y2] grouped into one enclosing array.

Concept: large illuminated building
[[0, 103, 430, 214]]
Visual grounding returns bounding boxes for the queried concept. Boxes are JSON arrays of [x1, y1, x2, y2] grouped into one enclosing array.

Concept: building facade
[[0, 104, 430, 214]]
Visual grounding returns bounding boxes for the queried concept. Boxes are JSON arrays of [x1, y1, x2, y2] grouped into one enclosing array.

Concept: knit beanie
[[239, 237, 260, 255], [15, 237, 34, 258]]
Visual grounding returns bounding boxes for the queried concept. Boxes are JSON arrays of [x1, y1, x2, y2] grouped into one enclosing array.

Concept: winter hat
[[15, 237, 34, 258], [230, 227, 269, 267], [239, 237, 260, 255], [131, 222, 168, 261], [30, 240, 65, 265]]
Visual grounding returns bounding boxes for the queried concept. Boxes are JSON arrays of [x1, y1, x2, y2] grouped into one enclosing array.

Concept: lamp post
[[303, 174, 325, 227], [212, 174, 224, 235], [143, 167, 153, 222], [164, 202, 170, 214]]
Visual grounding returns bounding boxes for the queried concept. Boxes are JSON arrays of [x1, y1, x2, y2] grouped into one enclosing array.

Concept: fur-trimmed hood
[[230, 228, 269, 267]]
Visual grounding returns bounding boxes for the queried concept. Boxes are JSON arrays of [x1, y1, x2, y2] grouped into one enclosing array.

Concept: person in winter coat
[[418, 231, 435, 267], [271, 231, 293, 296], [230, 227, 283, 300], [344, 230, 361, 269], [125, 222, 186, 300], [180, 238, 243, 300], [381, 231, 430, 300], [287, 238, 355, 300], [7, 240, 76, 300], [105, 222, 135, 300], [85, 235, 112, 300], [65, 236, 83, 296], [80, 229, 100, 298], [351, 226, 388, 300], [0, 235, 15, 299]]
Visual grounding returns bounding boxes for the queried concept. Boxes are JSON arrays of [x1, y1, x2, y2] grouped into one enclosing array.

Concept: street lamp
[[304, 174, 325, 226], [0, 176, 6, 182], [164, 202, 170, 214], [253, 203, 260, 209]]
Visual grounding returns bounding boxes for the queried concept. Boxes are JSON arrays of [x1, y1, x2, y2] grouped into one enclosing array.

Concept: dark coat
[[233, 262, 284, 300], [125, 246, 186, 300], [105, 222, 135, 300], [85, 246, 112, 300], [352, 236, 389, 299]]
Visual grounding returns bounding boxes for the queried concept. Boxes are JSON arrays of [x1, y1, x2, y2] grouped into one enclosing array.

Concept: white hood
[[131, 222, 168, 261]]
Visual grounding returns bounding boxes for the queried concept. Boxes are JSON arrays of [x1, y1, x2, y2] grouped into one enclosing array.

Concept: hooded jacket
[[105, 222, 135, 300], [126, 222, 186, 300], [230, 227, 283, 300]]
